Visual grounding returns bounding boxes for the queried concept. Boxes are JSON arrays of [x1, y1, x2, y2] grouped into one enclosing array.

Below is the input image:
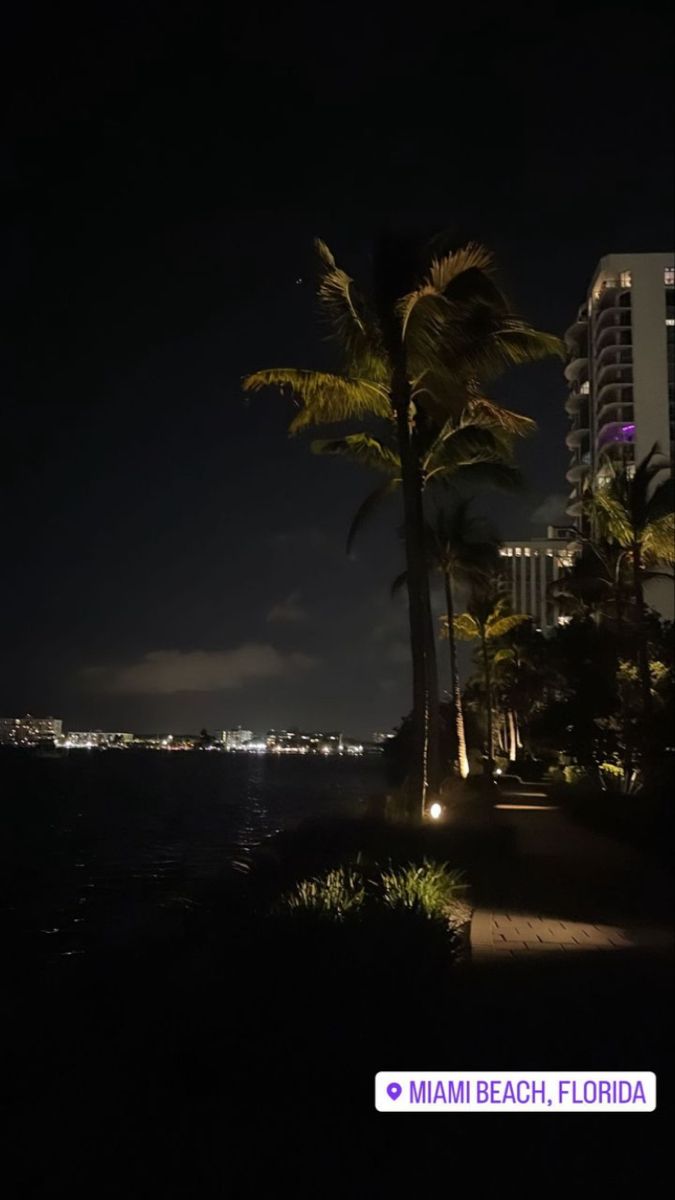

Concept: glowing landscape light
[[429, 802, 442, 821]]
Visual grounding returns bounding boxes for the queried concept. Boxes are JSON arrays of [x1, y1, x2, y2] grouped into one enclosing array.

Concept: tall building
[[565, 252, 674, 524], [499, 528, 576, 632], [220, 728, 254, 751], [0, 715, 63, 746]]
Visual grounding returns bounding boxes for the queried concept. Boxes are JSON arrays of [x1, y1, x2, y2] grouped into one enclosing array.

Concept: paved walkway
[[469, 800, 674, 962]]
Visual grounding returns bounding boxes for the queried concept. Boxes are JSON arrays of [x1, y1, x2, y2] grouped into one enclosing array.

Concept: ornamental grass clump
[[379, 859, 467, 924], [280, 866, 366, 921]]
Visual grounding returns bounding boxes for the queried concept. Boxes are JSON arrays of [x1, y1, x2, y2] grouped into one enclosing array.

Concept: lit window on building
[[515, 547, 522, 556], [665, 267, 675, 286], [581, 381, 590, 394], [619, 270, 632, 288], [524, 547, 531, 557], [666, 318, 675, 327]]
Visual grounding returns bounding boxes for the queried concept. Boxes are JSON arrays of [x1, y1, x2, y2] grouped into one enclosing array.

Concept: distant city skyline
[[0, 713, 387, 749]]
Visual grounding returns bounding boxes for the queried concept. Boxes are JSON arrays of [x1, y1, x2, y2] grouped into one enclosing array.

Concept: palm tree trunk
[[632, 543, 652, 717], [508, 710, 518, 762], [443, 569, 469, 778], [394, 380, 440, 815], [481, 627, 494, 776]]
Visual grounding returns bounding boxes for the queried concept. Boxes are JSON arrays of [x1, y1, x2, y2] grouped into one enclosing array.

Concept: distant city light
[[2, 717, 374, 758]]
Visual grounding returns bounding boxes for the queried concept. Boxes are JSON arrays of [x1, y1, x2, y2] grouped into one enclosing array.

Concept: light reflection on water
[[0, 752, 386, 964]]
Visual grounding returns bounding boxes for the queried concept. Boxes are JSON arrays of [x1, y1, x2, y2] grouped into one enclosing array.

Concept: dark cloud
[[81, 644, 318, 695], [266, 590, 308, 624]]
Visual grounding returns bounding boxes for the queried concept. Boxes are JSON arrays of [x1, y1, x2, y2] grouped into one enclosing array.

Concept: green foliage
[[277, 859, 466, 927], [243, 368, 391, 431], [563, 764, 589, 786], [280, 867, 365, 920], [586, 445, 675, 566], [379, 859, 466, 919], [449, 596, 530, 643]]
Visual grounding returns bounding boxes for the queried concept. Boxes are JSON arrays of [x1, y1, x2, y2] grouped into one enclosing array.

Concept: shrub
[[277, 858, 468, 931], [378, 859, 466, 921], [279, 866, 365, 920], [599, 761, 642, 795], [563, 764, 589, 786]]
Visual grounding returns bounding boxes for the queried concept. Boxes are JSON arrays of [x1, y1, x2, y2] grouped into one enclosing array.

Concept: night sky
[[2, 2, 672, 737]]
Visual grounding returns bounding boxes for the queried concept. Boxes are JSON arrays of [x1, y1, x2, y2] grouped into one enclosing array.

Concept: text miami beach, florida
[[375, 1072, 656, 1113]]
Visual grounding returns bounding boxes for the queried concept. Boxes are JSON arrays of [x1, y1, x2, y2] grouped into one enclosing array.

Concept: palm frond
[[427, 243, 494, 293], [493, 321, 565, 367], [589, 487, 634, 546], [433, 304, 564, 383], [390, 570, 408, 598], [314, 239, 387, 377], [645, 472, 675, 525], [492, 647, 516, 668], [465, 396, 537, 437], [346, 478, 400, 554], [452, 612, 481, 641], [311, 434, 400, 474], [423, 424, 516, 481], [643, 513, 675, 564], [486, 613, 531, 640], [243, 368, 392, 432]]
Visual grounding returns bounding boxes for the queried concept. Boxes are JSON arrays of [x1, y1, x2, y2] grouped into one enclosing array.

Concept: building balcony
[[566, 427, 590, 450], [596, 379, 633, 406], [595, 343, 633, 369], [564, 355, 589, 383], [596, 399, 634, 427], [596, 420, 636, 452], [565, 393, 580, 416], [566, 494, 584, 518], [593, 306, 631, 339], [596, 362, 633, 390], [566, 462, 590, 484], [594, 327, 632, 355]]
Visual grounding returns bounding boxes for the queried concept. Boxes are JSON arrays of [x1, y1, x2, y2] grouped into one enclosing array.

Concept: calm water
[[0, 751, 386, 965]]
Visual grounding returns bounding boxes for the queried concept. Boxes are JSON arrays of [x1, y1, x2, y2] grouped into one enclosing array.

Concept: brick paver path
[[469, 802, 673, 962]]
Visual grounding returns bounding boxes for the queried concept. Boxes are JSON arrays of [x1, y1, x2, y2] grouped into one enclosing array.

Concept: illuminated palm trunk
[[508, 710, 518, 762], [631, 542, 653, 717], [480, 625, 495, 776], [443, 568, 469, 778], [394, 377, 441, 816]]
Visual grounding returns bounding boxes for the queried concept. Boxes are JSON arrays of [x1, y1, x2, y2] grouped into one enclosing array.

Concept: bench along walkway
[[469, 797, 673, 961]]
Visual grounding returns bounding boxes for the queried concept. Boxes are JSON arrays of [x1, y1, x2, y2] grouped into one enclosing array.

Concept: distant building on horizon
[[266, 729, 343, 754], [499, 527, 576, 632], [0, 715, 63, 746], [56, 731, 133, 749], [564, 252, 674, 617], [219, 728, 254, 751]]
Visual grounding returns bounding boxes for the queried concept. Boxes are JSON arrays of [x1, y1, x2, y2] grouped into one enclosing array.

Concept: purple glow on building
[[599, 422, 636, 448]]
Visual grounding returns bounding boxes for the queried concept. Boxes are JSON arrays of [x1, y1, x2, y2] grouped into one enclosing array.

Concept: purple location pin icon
[[387, 1082, 402, 1101]]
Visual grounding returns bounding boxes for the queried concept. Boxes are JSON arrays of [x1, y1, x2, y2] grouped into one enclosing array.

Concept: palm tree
[[549, 538, 632, 630], [448, 583, 531, 775], [491, 635, 553, 762], [586, 445, 674, 715], [391, 502, 501, 780], [431, 504, 502, 778], [244, 237, 561, 814]]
